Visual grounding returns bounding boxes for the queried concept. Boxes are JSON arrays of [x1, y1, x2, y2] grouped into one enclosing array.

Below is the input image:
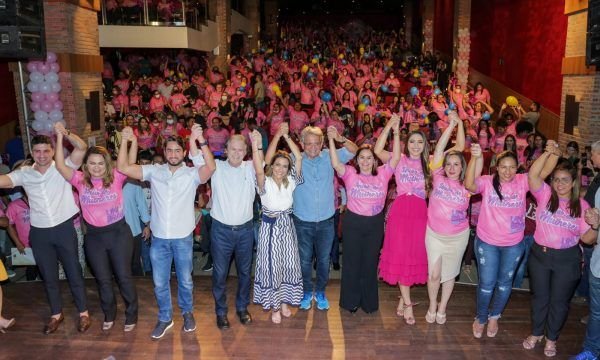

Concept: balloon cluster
[[27, 52, 64, 133]]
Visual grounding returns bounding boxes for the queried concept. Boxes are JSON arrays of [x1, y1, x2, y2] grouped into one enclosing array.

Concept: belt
[[215, 219, 253, 231]]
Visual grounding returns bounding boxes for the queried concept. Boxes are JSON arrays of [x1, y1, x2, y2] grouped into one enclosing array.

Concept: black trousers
[[528, 242, 581, 341], [340, 210, 384, 313], [131, 233, 144, 276], [30, 218, 87, 315], [85, 219, 138, 324]]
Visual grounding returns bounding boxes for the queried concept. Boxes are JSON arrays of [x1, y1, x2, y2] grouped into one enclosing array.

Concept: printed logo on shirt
[[80, 188, 118, 205], [432, 182, 467, 204], [539, 208, 578, 232], [398, 166, 424, 184], [450, 209, 466, 225], [349, 182, 386, 200], [106, 206, 122, 224], [487, 192, 524, 209], [510, 216, 525, 234]]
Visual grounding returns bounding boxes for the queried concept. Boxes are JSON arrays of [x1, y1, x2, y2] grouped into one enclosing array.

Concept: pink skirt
[[378, 194, 428, 286]]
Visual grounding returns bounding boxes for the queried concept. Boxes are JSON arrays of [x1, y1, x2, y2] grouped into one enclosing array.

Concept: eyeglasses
[[552, 177, 573, 185]]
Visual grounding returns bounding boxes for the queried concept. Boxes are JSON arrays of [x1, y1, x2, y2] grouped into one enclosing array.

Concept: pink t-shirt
[[341, 163, 394, 216], [70, 170, 127, 227], [6, 198, 31, 247], [205, 127, 230, 153], [532, 182, 590, 249], [475, 173, 529, 246], [427, 167, 471, 235], [395, 154, 426, 199], [288, 107, 309, 135]]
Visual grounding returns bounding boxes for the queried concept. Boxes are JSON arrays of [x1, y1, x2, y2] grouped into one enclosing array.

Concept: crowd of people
[[0, 21, 598, 360]]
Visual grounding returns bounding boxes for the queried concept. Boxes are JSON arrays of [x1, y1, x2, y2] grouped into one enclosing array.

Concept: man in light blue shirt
[[123, 180, 151, 276], [293, 126, 357, 310]]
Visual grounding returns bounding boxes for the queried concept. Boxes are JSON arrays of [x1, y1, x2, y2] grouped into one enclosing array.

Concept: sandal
[[472, 320, 484, 339], [425, 310, 436, 324], [396, 297, 404, 317], [435, 312, 447, 325], [522, 335, 543, 350], [544, 339, 557, 357], [486, 318, 499, 338], [403, 303, 418, 325], [0, 318, 15, 333]]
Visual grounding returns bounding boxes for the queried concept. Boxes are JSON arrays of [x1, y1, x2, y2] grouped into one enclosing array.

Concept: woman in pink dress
[[376, 123, 431, 325]]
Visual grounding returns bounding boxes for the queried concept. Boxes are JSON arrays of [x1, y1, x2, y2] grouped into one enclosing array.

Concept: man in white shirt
[[117, 125, 215, 339], [210, 134, 257, 329], [0, 132, 90, 334]]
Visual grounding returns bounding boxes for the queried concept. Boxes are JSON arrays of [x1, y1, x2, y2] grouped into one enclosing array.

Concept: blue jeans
[[576, 245, 594, 299], [150, 234, 194, 322], [475, 236, 525, 324], [293, 215, 335, 293], [210, 219, 254, 316], [583, 272, 600, 356], [513, 234, 534, 288]]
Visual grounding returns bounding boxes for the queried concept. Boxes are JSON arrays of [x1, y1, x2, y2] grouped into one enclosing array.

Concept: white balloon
[[45, 72, 59, 83], [49, 109, 63, 122], [27, 82, 40, 92], [29, 71, 44, 83], [50, 82, 61, 93], [34, 110, 49, 122], [31, 119, 44, 131]]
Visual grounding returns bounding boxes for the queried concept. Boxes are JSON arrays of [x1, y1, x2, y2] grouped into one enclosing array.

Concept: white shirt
[[259, 170, 300, 212], [210, 159, 256, 226], [142, 161, 202, 239], [7, 159, 79, 228]]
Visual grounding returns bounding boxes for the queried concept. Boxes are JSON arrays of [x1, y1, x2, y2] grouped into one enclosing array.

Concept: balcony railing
[[99, 0, 210, 31]]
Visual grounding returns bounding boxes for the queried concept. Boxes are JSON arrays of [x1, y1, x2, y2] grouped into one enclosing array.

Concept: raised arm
[[388, 115, 402, 168], [433, 111, 458, 165], [117, 126, 143, 180], [53, 123, 75, 181], [328, 126, 346, 177], [464, 143, 484, 193], [189, 123, 216, 183], [250, 129, 265, 192], [55, 122, 87, 167], [374, 115, 395, 163], [265, 122, 288, 164], [528, 140, 561, 192]]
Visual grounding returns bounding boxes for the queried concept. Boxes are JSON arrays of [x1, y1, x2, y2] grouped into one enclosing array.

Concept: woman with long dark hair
[[523, 144, 600, 357], [465, 147, 529, 339]]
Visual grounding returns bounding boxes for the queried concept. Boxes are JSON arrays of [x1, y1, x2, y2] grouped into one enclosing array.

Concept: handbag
[[11, 247, 36, 266]]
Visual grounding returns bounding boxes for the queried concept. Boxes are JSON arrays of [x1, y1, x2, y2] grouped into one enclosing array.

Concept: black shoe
[[332, 263, 340, 271], [236, 310, 252, 325], [216, 315, 230, 329], [202, 257, 213, 272]]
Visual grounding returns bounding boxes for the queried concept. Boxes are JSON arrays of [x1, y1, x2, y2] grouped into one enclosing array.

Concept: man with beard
[[117, 125, 215, 339]]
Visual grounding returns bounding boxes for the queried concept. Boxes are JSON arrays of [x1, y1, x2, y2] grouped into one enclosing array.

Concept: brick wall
[[559, 7, 600, 149]]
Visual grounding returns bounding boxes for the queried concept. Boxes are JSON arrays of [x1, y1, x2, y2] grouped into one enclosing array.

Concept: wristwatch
[[198, 141, 208, 147]]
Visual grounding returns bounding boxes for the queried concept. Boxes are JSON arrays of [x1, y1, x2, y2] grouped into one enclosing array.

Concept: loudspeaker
[[0, 0, 44, 26], [0, 0, 45, 59], [588, 0, 600, 66], [0, 26, 45, 59]]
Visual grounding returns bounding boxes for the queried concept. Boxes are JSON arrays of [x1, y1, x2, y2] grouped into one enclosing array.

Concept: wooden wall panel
[[565, 0, 588, 14]]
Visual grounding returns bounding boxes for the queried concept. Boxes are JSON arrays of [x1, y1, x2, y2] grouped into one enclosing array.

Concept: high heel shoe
[[0, 318, 16, 333]]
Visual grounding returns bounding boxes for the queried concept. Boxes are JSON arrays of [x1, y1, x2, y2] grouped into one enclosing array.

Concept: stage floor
[[0, 277, 588, 359]]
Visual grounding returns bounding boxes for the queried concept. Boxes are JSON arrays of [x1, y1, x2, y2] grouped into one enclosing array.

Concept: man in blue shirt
[[293, 126, 357, 310]]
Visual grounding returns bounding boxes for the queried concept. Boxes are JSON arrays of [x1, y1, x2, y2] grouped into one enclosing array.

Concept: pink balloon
[[46, 92, 59, 102], [46, 52, 57, 63], [50, 63, 60, 73], [41, 100, 53, 112], [38, 63, 50, 75], [30, 102, 41, 112], [52, 100, 63, 110], [31, 92, 45, 102], [26, 62, 39, 73]]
